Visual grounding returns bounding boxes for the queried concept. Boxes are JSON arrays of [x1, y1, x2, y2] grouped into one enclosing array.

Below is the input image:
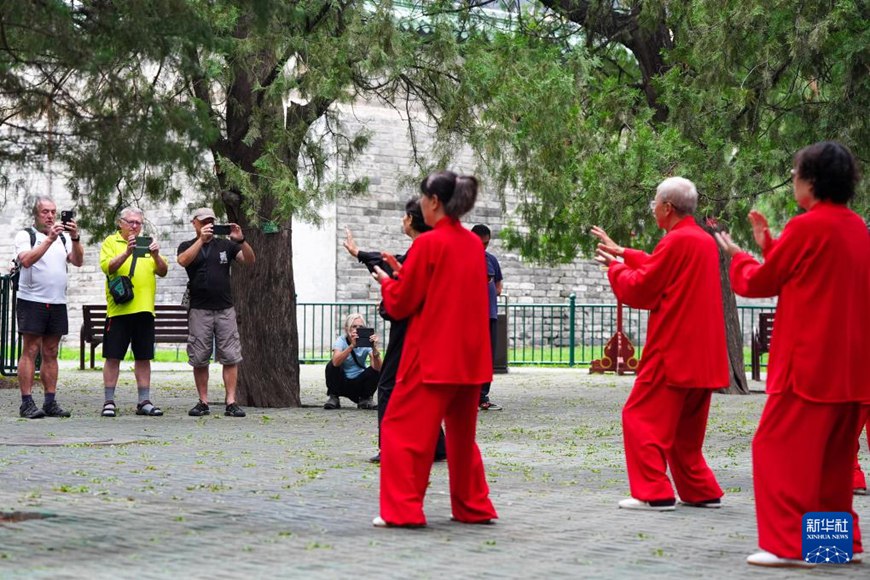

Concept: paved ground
[[0, 364, 866, 579]]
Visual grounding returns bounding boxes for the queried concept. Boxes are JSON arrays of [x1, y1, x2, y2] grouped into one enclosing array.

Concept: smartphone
[[60, 210, 74, 228], [212, 224, 231, 236], [355, 327, 374, 348], [134, 236, 153, 257]]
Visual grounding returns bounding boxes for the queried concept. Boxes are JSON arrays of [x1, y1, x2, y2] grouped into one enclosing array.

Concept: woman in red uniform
[[716, 141, 870, 567], [373, 171, 498, 527]]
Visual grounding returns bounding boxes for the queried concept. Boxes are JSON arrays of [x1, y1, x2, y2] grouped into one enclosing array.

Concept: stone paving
[[0, 364, 866, 579]]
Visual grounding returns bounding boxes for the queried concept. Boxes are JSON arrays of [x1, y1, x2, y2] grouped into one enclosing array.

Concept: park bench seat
[[80, 304, 188, 369]]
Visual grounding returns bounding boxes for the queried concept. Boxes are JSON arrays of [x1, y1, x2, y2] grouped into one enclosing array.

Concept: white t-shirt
[[14, 228, 69, 304]]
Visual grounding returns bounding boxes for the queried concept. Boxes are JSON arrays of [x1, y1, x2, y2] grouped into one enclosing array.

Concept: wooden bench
[[80, 304, 189, 369], [750, 312, 775, 381]]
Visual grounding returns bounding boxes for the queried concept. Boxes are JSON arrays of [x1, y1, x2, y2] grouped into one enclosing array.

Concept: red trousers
[[622, 362, 722, 502], [379, 353, 497, 526], [852, 409, 870, 490], [753, 390, 864, 558]]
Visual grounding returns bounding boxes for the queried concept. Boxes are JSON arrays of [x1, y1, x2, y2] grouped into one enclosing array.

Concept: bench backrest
[[82, 304, 188, 341], [756, 312, 775, 351]]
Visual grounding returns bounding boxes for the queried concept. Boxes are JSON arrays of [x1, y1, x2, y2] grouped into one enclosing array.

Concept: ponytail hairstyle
[[420, 171, 478, 219], [404, 198, 432, 234]]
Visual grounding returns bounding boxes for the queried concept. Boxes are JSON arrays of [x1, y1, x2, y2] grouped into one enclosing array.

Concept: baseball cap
[[192, 207, 216, 221]]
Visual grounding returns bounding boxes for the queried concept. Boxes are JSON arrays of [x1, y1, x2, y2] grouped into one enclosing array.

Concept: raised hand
[[591, 226, 625, 257], [343, 227, 359, 257], [382, 252, 401, 276], [714, 231, 742, 257], [748, 210, 774, 251]]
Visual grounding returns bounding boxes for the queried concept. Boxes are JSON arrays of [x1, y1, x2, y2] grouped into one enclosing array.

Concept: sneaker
[[372, 516, 425, 528], [19, 399, 45, 419], [618, 497, 676, 511], [679, 498, 722, 508], [225, 402, 246, 417], [479, 401, 502, 411], [357, 397, 377, 410], [746, 550, 815, 568], [369, 453, 381, 464], [323, 396, 340, 410], [855, 488, 868, 496], [188, 400, 210, 417], [42, 400, 71, 418]]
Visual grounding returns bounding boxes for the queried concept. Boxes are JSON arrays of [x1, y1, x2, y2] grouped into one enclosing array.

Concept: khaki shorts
[[187, 307, 243, 367]]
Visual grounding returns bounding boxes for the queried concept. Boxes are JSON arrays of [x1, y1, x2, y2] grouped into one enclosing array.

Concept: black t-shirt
[[177, 238, 241, 310]]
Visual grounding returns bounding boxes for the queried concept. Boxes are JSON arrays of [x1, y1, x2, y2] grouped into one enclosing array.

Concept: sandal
[[136, 400, 164, 416], [101, 401, 117, 418]]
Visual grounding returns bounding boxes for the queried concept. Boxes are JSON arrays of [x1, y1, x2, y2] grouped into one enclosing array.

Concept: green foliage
[[448, 1, 868, 260]]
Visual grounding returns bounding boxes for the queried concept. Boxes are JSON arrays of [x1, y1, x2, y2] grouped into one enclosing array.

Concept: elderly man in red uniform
[[717, 141, 869, 567], [593, 176, 729, 511]]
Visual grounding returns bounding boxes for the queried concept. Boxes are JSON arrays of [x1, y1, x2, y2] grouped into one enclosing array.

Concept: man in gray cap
[[177, 207, 255, 417]]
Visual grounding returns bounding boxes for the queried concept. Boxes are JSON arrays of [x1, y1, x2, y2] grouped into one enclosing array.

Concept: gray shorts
[[187, 307, 243, 367]]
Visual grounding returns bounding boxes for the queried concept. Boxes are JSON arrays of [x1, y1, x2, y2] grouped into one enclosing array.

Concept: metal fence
[[1, 275, 20, 376], [296, 295, 776, 368], [0, 275, 775, 375]]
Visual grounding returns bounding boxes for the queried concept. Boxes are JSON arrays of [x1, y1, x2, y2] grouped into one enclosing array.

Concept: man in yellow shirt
[[99, 207, 169, 417]]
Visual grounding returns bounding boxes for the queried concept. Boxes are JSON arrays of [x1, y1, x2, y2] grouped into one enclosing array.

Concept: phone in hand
[[212, 224, 231, 236], [134, 236, 153, 257], [355, 327, 374, 348], [60, 210, 74, 229]]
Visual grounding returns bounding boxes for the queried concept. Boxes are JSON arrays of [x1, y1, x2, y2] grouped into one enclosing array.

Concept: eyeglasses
[[649, 199, 673, 211], [121, 218, 143, 227]]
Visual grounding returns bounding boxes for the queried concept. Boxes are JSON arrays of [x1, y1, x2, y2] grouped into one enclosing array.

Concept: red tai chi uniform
[[730, 201, 870, 559], [607, 216, 729, 502], [379, 217, 497, 525], [854, 415, 870, 492]]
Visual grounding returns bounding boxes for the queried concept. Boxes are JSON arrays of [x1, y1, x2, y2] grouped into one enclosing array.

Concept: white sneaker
[[746, 551, 815, 568], [372, 515, 425, 528], [618, 497, 675, 511], [855, 487, 868, 496], [679, 498, 722, 508], [851, 552, 863, 563]]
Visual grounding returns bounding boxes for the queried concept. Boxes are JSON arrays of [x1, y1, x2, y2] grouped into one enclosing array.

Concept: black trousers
[[479, 317, 498, 402], [325, 363, 378, 403]]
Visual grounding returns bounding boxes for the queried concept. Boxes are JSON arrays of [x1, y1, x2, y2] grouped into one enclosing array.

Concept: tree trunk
[[717, 245, 750, 394], [232, 224, 301, 407]]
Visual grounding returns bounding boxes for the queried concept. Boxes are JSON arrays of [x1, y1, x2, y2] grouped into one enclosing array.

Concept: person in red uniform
[[592, 176, 729, 512], [716, 141, 869, 567], [854, 417, 870, 495], [372, 170, 498, 527]]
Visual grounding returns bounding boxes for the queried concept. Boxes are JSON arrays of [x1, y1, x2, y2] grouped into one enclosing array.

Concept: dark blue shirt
[[485, 251, 502, 319]]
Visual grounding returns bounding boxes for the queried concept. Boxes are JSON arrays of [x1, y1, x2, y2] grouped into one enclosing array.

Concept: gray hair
[[343, 312, 366, 335], [32, 196, 56, 217], [656, 177, 698, 216], [118, 207, 145, 223]]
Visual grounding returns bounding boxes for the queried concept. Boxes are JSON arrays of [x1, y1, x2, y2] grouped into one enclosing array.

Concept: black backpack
[[10, 227, 67, 291]]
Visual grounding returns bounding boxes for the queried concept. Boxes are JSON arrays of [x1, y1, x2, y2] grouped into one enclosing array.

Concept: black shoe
[[19, 399, 45, 419], [369, 453, 381, 464], [357, 397, 377, 410], [323, 396, 340, 410], [188, 400, 210, 417], [434, 453, 447, 463], [225, 402, 246, 417], [42, 400, 71, 418]]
